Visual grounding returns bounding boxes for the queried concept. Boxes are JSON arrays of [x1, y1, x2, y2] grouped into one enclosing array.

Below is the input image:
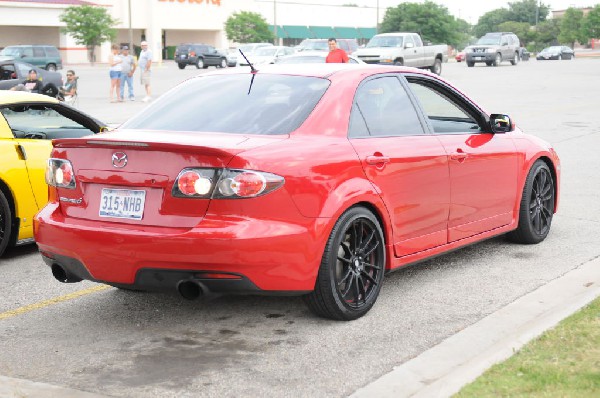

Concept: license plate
[[99, 188, 146, 220], [474, 57, 483, 60]]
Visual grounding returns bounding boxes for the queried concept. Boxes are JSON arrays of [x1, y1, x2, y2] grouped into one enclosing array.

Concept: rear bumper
[[34, 202, 326, 293]]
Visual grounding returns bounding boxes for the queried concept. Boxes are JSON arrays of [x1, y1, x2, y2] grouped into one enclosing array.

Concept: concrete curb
[[0, 375, 110, 398], [350, 256, 600, 398]]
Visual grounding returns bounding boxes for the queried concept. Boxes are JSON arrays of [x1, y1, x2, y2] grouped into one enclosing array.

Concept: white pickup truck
[[353, 32, 448, 75]]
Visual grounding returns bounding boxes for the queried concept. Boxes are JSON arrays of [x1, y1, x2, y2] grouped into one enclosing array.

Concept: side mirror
[[490, 114, 514, 133], [405, 42, 414, 49]]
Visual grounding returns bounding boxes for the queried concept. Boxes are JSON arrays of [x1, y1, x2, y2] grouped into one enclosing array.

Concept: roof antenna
[[239, 49, 258, 73]]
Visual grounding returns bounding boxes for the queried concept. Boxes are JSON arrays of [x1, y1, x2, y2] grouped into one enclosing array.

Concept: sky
[[281, 1, 598, 25]]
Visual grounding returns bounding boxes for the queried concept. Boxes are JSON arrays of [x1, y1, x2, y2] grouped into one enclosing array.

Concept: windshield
[[544, 46, 561, 52], [476, 35, 501, 45], [366, 36, 403, 48], [255, 48, 278, 56], [298, 40, 328, 51], [0, 47, 21, 56], [121, 74, 330, 135]]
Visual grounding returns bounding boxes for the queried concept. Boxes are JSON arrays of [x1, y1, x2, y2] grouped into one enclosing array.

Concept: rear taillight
[[46, 158, 76, 189], [172, 168, 284, 199]]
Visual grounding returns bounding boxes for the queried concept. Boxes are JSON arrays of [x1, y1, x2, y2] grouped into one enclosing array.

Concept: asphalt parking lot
[[1, 58, 600, 397]]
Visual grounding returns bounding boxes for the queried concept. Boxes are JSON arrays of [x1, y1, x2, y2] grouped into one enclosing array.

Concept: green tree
[[582, 5, 600, 41], [534, 18, 561, 49], [473, 8, 511, 38], [224, 11, 274, 44], [507, 0, 550, 25], [558, 7, 587, 48], [59, 5, 118, 64], [380, 1, 460, 47], [498, 21, 535, 45]]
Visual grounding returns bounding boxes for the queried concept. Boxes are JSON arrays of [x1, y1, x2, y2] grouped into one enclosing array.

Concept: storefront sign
[[158, 0, 221, 5]]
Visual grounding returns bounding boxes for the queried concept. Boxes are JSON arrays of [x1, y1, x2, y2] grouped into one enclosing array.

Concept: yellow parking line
[[0, 285, 111, 321]]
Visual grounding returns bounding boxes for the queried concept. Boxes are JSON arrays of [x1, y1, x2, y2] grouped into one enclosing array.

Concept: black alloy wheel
[[508, 160, 555, 244], [304, 207, 385, 320], [0, 190, 12, 257]]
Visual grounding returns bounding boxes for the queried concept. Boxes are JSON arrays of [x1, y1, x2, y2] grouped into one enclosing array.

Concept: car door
[[205, 46, 220, 66], [348, 75, 450, 257], [403, 35, 419, 67], [405, 75, 519, 242], [0, 109, 45, 237], [0, 63, 21, 91]]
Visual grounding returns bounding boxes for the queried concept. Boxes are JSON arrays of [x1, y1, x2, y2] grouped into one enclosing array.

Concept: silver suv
[[465, 32, 520, 67]]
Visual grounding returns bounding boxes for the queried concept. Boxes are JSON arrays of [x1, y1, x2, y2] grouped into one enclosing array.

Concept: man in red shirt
[[326, 38, 349, 63]]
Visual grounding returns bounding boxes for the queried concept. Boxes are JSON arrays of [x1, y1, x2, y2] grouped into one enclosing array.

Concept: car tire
[[219, 58, 227, 68], [393, 59, 403, 66], [493, 53, 502, 66], [558, 55, 563, 60], [430, 58, 442, 75], [196, 58, 204, 69], [507, 160, 555, 244], [467, 61, 475, 67], [0, 190, 13, 257], [303, 206, 386, 321], [485, 61, 493, 66], [510, 52, 519, 65], [178, 63, 186, 70], [46, 64, 57, 72]]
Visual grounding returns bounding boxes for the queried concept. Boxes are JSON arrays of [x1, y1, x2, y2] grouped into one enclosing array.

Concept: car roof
[[0, 90, 59, 104]]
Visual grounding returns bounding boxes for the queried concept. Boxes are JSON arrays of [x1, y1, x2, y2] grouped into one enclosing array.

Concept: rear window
[[121, 74, 330, 135], [0, 47, 22, 57]]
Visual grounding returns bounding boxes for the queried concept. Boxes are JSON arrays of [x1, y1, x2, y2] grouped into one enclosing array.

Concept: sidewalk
[[351, 255, 600, 398]]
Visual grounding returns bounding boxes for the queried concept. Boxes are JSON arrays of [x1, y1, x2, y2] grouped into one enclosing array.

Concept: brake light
[[46, 158, 76, 189], [172, 168, 284, 199]]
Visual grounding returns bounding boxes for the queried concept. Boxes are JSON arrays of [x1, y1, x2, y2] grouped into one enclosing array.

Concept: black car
[[175, 43, 228, 69], [0, 60, 62, 97], [536, 46, 575, 60]]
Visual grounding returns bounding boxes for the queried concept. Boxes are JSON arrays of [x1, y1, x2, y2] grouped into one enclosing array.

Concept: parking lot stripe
[[0, 285, 110, 321]]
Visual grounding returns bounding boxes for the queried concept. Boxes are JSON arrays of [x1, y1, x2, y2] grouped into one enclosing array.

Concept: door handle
[[16, 144, 27, 160], [450, 149, 467, 162], [365, 155, 390, 165]]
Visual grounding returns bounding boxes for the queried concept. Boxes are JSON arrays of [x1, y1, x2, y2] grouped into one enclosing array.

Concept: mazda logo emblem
[[112, 152, 128, 168]]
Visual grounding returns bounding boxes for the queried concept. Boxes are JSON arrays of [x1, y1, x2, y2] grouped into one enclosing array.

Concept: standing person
[[138, 41, 153, 102], [326, 38, 349, 63], [108, 44, 122, 102], [119, 45, 136, 101]]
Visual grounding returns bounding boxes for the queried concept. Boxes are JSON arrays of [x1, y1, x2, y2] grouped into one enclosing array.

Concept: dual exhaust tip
[[51, 263, 205, 300]]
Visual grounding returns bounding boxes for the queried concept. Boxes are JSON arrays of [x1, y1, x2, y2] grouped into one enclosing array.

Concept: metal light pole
[[128, 0, 133, 50], [273, 0, 278, 45], [376, 0, 380, 33]]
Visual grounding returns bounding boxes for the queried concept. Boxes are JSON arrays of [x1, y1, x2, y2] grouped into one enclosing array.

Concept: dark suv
[[175, 43, 227, 69], [0, 45, 63, 71], [464, 32, 521, 67]]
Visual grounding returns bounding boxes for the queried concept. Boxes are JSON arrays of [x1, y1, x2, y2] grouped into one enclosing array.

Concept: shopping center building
[[0, 0, 380, 64]]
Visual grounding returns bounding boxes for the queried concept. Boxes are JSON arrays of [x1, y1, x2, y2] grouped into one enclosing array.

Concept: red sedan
[[455, 51, 465, 62], [34, 65, 560, 320]]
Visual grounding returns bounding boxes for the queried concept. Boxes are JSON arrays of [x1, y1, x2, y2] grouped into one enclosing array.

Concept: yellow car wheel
[[0, 190, 12, 256]]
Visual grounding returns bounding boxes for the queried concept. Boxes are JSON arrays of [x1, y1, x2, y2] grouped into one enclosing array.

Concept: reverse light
[[46, 158, 76, 189], [172, 168, 217, 198]]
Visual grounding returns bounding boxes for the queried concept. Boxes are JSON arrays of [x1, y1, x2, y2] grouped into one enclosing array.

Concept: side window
[[404, 35, 415, 48], [22, 47, 34, 57], [349, 76, 424, 138], [407, 80, 480, 134], [33, 47, 45, 57], [412, 35, 423, 47]]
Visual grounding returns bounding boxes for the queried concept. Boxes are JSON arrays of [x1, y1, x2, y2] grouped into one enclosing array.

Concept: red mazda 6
[[34, 64, 560, 320]]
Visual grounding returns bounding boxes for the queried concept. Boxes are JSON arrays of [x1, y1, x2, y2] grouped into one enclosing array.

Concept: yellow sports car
[[0, 91, 105, 256]]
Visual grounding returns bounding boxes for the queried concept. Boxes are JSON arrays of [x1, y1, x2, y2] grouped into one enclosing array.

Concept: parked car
[[455, 51, 465, 62], [240, 46, 295, 66], [175, 43, 227, 69], [223, 48, 238, 67], [0, 91, 106, 256], [0, 45, 63, 71], [536, 46, 574, 60], [464, 32, 521, 67], [275, 51, 365, 64], [35, 64, 559, 321], [353, 33, 448, 75], [237, 43, 274, 57], [296, 38, 358, 54], [0, 60, 63, 97]]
